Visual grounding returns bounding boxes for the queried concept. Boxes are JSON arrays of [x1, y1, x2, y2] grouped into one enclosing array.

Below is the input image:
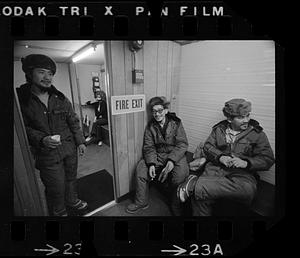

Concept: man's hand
[[158, 160, 174, 183], [42, 136, 61, 149], [230, 157, 248, 168], [149, 165, 156, 180], [78, 144, 86, 156], [219, 155, 233, 167]]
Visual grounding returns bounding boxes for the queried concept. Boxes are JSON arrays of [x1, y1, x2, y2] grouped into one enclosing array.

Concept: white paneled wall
[[177, 41, 275, 184]]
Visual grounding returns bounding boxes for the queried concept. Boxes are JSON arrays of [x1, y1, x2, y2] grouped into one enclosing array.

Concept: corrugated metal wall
[[177, 41, 275, 184]]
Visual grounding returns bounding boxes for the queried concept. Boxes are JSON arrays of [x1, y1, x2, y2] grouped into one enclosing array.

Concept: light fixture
[[72, 44, 97, 63]]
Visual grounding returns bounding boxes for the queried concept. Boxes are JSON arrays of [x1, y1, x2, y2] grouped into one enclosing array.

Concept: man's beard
[[34, 82, 52, 93]]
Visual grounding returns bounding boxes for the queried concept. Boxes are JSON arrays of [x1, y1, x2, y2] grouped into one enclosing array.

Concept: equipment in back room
[[92, 74, 101, 99]]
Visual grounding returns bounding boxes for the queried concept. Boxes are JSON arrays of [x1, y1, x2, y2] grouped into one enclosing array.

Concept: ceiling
[[14, 40, 105, 65]]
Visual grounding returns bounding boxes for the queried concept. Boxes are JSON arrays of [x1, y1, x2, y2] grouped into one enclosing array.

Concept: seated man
[[126, 96, 189, 215], [177, 98, 275, 216], [85, 93, 108, 146]]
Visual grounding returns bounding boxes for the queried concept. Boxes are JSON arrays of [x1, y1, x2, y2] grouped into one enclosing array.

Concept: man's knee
[[171, 158, 189, 185], [241, 182, 257, 202], [193, 177, 221, 201], [136, 159, 149, 178]]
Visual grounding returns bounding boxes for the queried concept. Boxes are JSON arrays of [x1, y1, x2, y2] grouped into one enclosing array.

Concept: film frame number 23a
[[189, 244, 223, 256]]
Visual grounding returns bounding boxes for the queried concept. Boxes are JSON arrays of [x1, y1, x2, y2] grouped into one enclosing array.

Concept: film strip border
[[1, 218, 275, 255], [0, 1, 286, 256], [0, 1, 273, 39]]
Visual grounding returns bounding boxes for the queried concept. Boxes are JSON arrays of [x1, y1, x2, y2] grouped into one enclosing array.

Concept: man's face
[[229, 113, 251, 131], [152, 104, 168, 122], [31, 68, 53, 89], [96, 95, 102, 101]]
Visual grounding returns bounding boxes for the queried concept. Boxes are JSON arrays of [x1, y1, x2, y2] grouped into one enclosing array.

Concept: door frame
[[70, 40, 119, 204], [13, 88, 47, 216]]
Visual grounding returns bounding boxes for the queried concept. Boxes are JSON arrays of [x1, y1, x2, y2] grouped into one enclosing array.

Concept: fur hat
[[149, 96, 170, 109], [21, 54, 57, 75], [223, 98, 251, 117]]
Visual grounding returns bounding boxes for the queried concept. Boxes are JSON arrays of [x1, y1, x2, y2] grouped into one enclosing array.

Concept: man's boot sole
[[126, 204, 149, 214]]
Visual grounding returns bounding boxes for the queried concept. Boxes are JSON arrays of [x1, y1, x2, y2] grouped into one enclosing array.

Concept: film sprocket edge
[[0, 0, 286, 256]]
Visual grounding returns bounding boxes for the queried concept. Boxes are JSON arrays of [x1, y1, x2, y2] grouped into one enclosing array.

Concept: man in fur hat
[[16, 54, 88, 216], [177, 98, 275, 216], [126, 96, 189, 215]]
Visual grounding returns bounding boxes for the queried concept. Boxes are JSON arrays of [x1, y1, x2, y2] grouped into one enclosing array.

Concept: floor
[[90, 180, 275, 217], [77, 143, 114, 178], [92, 186, 173, 216]]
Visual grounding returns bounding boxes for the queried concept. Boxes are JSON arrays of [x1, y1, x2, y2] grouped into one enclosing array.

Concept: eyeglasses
[[152, 109, 164, 115]]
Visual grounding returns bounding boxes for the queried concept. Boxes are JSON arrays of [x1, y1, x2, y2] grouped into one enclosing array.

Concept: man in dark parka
[[16, 54, 88, 216], [85, 91, 108, 146], [177, 98, 275, 216], [126, 96, 189, 215]]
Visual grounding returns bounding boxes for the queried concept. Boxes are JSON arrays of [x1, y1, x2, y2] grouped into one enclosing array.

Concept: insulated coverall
[[191, 119, 275, 216], [134, 113, 189, 215], [17, 83, 86, 214]]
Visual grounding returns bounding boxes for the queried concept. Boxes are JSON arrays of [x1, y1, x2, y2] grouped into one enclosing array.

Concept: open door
[[69, 41, 117, 215]]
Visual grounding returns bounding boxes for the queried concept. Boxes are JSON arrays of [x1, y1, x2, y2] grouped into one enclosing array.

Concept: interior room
[[14, 40, 276, 217]]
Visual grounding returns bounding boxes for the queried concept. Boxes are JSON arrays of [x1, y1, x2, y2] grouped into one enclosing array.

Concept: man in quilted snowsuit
[[177, 98, 275, 216], [126, 96, 189, 215], [17, 54, 88, 216]]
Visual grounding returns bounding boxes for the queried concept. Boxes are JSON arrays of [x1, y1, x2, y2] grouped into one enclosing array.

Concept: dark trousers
[[39, 152, 79, 214], [191, 167, 257, 216], [134, 156, 189, 216], [90, 118, 108, 141]]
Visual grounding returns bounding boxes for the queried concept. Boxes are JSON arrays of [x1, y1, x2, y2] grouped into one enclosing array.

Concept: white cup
[[51, 135, 61, 143]]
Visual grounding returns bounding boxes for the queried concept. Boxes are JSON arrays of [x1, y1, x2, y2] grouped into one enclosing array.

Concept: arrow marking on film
[[34, 244, 60, 256], [161, 245, 187, 256]]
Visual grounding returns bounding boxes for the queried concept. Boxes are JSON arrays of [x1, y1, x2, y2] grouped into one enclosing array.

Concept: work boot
[[177, 175, 198, 202], [67, 199, 88, 211], [52, 208, 68, 217], [126, 203, 149, 214], [85, 136, 95, 145]]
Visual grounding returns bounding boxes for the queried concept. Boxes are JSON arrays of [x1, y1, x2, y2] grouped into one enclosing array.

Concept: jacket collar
[[17, 83, 65, 105], [213, 119, 263, 132]]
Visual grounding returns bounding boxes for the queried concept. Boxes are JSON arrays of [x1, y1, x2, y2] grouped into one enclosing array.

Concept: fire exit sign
[[111, 94, 145, 115]]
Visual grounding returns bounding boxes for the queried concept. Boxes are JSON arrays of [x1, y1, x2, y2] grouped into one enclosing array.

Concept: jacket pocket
[[53, 109, 67, 120], [234, 139, 252, 155]]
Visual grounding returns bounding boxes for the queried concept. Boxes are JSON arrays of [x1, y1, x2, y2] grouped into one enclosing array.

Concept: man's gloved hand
[[158, 160, 174, 183]]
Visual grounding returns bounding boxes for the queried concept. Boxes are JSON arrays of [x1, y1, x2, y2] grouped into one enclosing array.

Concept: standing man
[[126, 96, 189, 215], [177, 98, 275, 216], [17, 54, 88, 216]]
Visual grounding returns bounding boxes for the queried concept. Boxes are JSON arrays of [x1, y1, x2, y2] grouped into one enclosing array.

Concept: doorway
[[70, 41, 116, 214], [13, 40, 116, 216]]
